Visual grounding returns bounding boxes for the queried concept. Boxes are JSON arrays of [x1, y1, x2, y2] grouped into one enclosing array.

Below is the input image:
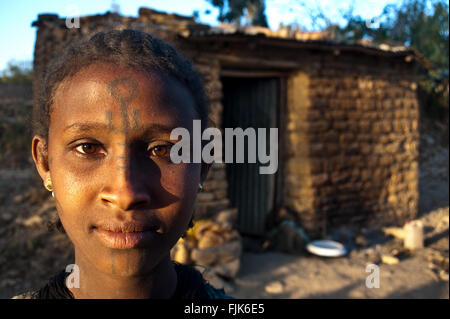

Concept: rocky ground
[[0, 116, 448, 299]]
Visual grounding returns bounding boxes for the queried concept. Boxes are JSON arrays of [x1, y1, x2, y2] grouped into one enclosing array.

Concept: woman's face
[[35, 63, 202, 276]]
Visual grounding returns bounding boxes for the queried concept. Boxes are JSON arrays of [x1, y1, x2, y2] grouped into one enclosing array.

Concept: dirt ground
[[228, 119, 449, 299], [230, 206, 449, 299], [229, 119, 449, 299], [0, 119, 448, 299]]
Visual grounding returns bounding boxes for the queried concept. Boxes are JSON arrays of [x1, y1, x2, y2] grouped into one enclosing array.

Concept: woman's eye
[[148, 144, 172, 158], [75, 143, 102, 155]]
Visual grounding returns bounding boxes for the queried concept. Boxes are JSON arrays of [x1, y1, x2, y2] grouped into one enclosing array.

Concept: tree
[[296, 0, 448, 73], [296, 0, 449, 114], [207, 0, 269, 27], [378, 0, 448, 78], [0, 60, 33, 84], [376, 0, 449, 115]]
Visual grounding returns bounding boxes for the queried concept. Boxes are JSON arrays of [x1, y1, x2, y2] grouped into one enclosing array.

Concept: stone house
[[32, 8, 427, 238]]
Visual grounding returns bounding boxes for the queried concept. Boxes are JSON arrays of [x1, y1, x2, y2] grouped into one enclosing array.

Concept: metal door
[[222, 77, 279, 235]]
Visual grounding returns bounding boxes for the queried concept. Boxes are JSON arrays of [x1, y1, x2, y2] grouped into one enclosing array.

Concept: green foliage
[[0, 60, 33, 84], [297, 0, 449, 116], [326, 0, 448, 69], [207, 0, 268, 26], [378, 0, 449, 115], [379, 0, 448, 78]]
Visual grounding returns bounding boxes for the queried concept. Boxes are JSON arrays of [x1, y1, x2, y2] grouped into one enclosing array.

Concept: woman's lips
[[94, 228, 158, 249]]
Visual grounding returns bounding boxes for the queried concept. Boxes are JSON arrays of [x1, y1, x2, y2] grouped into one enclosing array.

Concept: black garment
[[13, 262, 231, 299]]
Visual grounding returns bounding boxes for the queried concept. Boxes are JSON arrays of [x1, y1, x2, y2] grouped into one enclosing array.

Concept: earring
[[51, 192, 54, 198], [45, 177, 53, 192], [198, 183, 203, 192]]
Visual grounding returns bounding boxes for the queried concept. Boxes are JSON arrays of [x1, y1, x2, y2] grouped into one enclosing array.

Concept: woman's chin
[[87, 248, 162, 277]]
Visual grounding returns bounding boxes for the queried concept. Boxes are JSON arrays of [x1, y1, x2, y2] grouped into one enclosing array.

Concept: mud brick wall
[[285, 53, 420, 236], [31, 10, 229, 221]]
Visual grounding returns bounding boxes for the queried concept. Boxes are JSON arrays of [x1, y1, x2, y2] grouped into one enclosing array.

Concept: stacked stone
[[284, 71, 322, 233], [170, 208, 241, 281], [284, 54, 420, 236], [137, 8, 209, 37]]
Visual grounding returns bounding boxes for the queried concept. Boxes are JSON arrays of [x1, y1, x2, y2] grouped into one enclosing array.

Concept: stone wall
[[285, 71, 321, 233], [284, 53, 420, 236]]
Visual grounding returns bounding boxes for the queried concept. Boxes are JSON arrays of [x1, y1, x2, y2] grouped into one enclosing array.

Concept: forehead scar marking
[[108, 78, 138, 106], [107, 78, 138, 136], [132, 109, 141, 130], [105, 110, 115, 131], [107, 78, 145, 172]]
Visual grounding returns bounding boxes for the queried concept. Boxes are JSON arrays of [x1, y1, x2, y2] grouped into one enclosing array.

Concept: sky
[[0, 0, 403, 71]]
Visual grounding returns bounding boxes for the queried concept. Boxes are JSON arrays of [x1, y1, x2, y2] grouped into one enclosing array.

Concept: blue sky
[[0, 0, 402, 71]]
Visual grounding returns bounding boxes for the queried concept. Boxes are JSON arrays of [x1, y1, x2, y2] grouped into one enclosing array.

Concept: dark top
[[12, 262, 232, 299]]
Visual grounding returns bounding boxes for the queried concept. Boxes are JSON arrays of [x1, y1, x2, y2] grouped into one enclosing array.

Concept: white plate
[[306, 240, 347, 257]]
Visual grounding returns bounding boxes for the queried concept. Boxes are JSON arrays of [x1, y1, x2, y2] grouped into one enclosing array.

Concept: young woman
[[13, 29, 231, 299]]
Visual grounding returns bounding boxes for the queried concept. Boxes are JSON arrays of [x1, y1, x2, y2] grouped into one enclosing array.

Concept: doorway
[[222, 77, 282, 235]]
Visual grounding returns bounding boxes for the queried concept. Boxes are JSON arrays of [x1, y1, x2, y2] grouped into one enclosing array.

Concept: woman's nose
[[99, 155, 151, 211]]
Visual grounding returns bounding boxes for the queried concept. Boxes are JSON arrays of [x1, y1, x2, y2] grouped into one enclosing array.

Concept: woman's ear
[[31, 135, 51, 184]]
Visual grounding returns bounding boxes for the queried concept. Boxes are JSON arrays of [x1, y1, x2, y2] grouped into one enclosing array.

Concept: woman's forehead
[[50, 63, 198, 132], [53, 62, 184, 104]]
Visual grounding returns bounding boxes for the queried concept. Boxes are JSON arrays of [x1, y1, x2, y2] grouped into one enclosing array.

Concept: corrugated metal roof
[[31, 7, 432, 70], [181, 25, 432, 70]]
